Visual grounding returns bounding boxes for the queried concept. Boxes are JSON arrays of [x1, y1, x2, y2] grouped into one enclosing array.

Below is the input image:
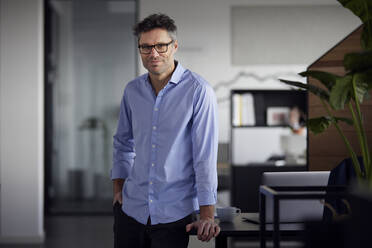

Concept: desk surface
[[190, 213, 303, 248], [190, 213, 303, 237], [217, 213, 259, 236]]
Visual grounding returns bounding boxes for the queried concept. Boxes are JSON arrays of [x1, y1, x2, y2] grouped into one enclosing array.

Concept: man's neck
[[149, 61, 176, 95], [149, 73, 171, 90]]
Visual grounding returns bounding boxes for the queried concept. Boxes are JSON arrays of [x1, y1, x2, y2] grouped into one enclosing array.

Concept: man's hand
[[113, 191, 122, 205], [186, 205, 220, 242], [186, 217, 220, 242]]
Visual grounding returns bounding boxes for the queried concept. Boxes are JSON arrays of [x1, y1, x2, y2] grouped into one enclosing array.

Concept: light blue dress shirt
[[111, 62, 218, 225]]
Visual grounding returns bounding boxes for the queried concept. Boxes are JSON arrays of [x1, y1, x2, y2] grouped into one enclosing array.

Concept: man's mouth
[[150, 60, 161, 66]]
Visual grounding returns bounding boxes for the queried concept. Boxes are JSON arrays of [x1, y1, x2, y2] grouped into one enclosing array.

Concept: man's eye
[[155, 44, 166, 49]]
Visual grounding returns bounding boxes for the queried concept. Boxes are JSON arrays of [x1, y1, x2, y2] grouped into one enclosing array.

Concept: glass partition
[[45, 0, 137, 214]]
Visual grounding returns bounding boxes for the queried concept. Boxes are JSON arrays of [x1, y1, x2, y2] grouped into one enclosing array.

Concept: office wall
[[139, 0, 361, 144], [0, 0, 44, 243], [231, 5, 360, 65]]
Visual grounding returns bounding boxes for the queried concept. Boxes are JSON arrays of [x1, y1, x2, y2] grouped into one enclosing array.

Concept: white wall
[[231, 5, 360, 64], [139, 0, 361, 143], [0, 0, 44, 243]]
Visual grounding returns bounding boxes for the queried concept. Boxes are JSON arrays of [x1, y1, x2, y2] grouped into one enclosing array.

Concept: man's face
[[138, 28, 178, 76]]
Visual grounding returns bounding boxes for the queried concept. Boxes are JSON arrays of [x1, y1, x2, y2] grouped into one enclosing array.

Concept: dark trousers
[[113, 202, 192, 248]]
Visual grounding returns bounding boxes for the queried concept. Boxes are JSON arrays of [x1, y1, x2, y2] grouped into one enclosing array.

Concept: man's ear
[[173, 40, 178, 52]]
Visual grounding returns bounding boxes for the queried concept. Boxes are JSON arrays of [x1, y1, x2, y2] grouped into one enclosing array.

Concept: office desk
[[259, 185, 348, 248], [190, 213, 302, 248]]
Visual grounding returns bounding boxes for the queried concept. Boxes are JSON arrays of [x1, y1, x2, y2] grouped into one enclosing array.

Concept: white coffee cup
[[216, 207, 241, 222]]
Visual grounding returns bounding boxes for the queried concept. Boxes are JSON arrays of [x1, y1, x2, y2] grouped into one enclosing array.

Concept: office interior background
[[0, 0, 362, 247]]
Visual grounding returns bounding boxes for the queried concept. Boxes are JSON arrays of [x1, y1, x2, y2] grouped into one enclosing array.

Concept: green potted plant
[[279, 0, 372, 185]]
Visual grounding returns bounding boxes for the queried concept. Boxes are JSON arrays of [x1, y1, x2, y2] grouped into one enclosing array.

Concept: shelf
[[231, 89, 307, 127]]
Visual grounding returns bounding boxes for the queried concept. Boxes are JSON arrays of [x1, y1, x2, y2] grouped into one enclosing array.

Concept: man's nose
[[149, 47, 159, 56]]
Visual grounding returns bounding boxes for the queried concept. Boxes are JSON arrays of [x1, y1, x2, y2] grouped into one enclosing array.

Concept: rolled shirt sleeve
[[111, 88, 136, 180], [191, 82, 218, 206]]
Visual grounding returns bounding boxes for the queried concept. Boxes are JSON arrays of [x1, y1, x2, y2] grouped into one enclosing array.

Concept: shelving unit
[[230, 89, 308, 165], [229, 89, 308, 212]]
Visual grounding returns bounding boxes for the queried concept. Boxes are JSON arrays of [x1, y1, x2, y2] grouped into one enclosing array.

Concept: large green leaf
[[338, 0, 372, 23], [364, 91, 371, 100], [307, 116, 353, 135], [354, 69, 372, 102], [338, 0, 372, 50], [299, 70, 340, 91], [329, 75, 353, 109], [307, 117, 332, 134], [279, 79, 329, 101], [355, 69, 372, 90], [344, 51, 372, 72], [329, 72, 370, 108], [355, 81, 369, 103], [361, 20, 372, 50]]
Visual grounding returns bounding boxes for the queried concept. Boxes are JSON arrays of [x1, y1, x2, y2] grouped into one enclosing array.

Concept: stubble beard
[[146, 60, 170, 76]]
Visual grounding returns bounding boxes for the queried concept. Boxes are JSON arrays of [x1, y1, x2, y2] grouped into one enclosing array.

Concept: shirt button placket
[[148, 91, 163, 216]]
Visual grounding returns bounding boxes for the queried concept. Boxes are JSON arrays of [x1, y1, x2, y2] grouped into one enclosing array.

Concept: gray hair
[[133, 13, 177, 41]]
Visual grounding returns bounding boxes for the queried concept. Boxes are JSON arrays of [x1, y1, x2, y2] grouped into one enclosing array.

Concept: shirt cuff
[[110, 163, 130, 180], [197, 190, 217, 206]]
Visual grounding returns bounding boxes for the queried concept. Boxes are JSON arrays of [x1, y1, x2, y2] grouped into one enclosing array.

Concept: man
[[111, 13, 219, 248]]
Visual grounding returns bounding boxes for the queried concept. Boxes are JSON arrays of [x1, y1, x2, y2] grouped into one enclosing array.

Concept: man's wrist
[[113, 178, 125, 194], [199, 216, 214, 222], [199, 205, 215, 220]]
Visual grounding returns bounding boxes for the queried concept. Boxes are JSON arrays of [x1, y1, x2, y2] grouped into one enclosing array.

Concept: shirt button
[[151, 163, 155, 167], [150, 199, 153, 203], [154, 108, 159, 111], [150, 181, 153, 185], [152, 144, 156, 148], [153, 126, 157, 130]]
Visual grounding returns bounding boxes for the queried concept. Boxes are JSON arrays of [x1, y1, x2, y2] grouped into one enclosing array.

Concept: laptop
[[261, 171, 330, 223]]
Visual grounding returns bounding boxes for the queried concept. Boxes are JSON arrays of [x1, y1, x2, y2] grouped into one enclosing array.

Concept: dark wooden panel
[[297, 26, 365, 172], [309, 156, 350, 171], [320, 44, 362, 62], [308, 66, 346, 75], [309, 130, 372, 156], [310, 60, 344, 67]]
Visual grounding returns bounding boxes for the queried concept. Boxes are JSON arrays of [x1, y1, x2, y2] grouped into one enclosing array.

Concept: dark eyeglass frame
[[138, 40, 174, 54]]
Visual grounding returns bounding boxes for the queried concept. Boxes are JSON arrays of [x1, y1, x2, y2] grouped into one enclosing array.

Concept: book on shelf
[[233, 93, 255, 126]]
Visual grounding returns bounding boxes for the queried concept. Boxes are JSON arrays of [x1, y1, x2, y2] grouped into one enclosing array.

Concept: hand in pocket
[[113, 191, 123, 206]]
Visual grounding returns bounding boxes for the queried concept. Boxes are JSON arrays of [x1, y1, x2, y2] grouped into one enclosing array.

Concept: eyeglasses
[[138, 40, 174, 54]]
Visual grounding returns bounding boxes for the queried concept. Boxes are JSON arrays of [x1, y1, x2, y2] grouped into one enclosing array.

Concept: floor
[[0, 192, 301, 248], [0, 216, 114, 248], [0, 216, 215, 248], [0, 216, 304, 248]]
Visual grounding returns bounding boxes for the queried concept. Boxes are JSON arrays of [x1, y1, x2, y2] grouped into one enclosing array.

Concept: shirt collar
[[143, 60, 185, 87], [168, 60, 185, 85]]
